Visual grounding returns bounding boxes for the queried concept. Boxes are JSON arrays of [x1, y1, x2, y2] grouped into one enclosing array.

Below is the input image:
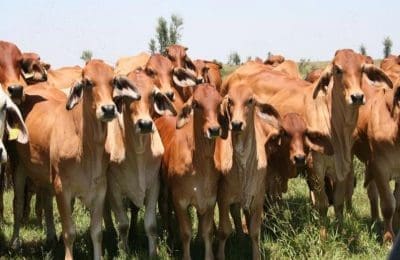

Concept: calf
[[11, 59, 140, 259], [214, 79, 282, 260], [156, 84, 224, 260], [105, 69, 176, 257]]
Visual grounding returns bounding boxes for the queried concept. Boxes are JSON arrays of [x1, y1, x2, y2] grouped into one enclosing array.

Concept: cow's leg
[[22, 183, 33, 224], [392, 182, 400, 231], [173, 198, 192, 260], [128, 202, 139, 244], [333, 179, 346, 225], [55, 188, 75, 260], [10, 164, 26, 249], [108, 185, 129, 252], [144, 179, 159, 258], [103, 195, 116, 233], [43, 191, 56, 247], [35, 189, 44, 227], [367, 180, 380, 223], [0, 164, 4, 223], [345, 165, 355, 212], [248, 203, 263, 260], [217, 199, 232, 260], [199, 206, 215, 260], [89, 185, 106, 260], [373, 166, 395, 243], [230, 203, 245, 235]]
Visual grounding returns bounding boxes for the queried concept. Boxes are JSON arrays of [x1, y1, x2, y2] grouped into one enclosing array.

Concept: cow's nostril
[[231, 121, 243, 131], [138, 119, 153, 133], [350, 94, 364, 105], [165, 91, 175, 101], [7, 85, 23, 99], [208, 126, 221, 137], [294, 154, 306, 166], [101, 104, 116, 117]]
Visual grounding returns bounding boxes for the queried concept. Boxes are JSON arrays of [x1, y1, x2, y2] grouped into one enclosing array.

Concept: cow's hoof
[[383, 231, 394, 245]]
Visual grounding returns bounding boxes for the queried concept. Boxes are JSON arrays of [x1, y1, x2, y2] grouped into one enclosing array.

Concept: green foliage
[[360, 44, 367, 56], [0, 159, 389, 259], [80, 50, 93, 63], [149, 14, 184, 54], [298, 58, 315, 78], [228, 51, 241, 65], [383, 36, 393, 58]]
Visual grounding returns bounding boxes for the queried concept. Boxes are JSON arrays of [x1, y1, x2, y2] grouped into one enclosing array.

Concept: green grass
[[0, 159, 390, 259]]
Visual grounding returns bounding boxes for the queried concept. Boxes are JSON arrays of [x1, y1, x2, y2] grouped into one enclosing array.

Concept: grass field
[[0, 159, 390, 259]]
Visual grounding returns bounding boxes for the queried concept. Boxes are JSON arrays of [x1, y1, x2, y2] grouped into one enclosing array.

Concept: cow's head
[[0, 41, 31, 104], [264, 55, 285, 67], [313, 49, 393, 105], [176, 83, 224, 139], [269, 113, 333, 167], [66, 59, 140, 122], [0, 87, 28, 163], [222, 80, 280, 133], [20, 52, 50, 84], [165, 44, 198, 88], [119, 69, 176, 134]]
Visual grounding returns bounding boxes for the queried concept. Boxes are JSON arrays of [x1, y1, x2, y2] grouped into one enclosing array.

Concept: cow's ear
[[362, 64, 393, 90], [153, 88, 177, 116], [173, 67, 197, 88], [256, 101, 280, 129], [184, 56, 197, 74], [113, 76, 141, 101], [218, 96, 231, 139], [66, 80, 85, 110], [312, 65, 333, 98], [42, 62, 51, 70], [176, 97, 193, 129], [306, 130, 333, 155], [20, 58, 35, 80], [5, 96, 28, 144], [266, 131, 282, 154]]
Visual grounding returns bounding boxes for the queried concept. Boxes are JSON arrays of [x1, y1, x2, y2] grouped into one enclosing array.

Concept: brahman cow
[[11, 59, 140, 259], [104, 69, 176, 257], [0, 86, 29, 222], [0, 41, 45, 103], [193, 59, 223, 91], [214, 76, 283, 259], [305, 68, 323, 83], [114, 52, 150, 76], [156, 83, 224, 260], [20, 52, 50, 84]]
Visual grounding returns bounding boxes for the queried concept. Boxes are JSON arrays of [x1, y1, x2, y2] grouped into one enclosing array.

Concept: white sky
[[2, 0, 399, 68]]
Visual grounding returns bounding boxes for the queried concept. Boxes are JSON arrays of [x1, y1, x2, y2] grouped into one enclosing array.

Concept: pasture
[[0, 158, 389, 259]]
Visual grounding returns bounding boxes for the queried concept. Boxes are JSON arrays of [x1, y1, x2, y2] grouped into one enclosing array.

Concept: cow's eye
[[228, 98, 233, 106], [334, 65, 343, 75], [192, 100, 199, 109], [246, 98, 254, 106]]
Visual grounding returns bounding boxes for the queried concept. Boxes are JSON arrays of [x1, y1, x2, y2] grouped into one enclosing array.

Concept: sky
[[2, 0, 399, 68]]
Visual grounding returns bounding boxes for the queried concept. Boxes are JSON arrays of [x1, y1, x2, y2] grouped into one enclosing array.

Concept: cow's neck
[[74, 93, 108, 165], [232, 110, 257, 172], [193, 111, 216, 165], [329, 79, 360, 181]]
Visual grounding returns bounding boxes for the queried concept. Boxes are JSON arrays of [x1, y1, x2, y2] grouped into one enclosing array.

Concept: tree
[[149, 39, 157, 54], [156, 17, 169, 54], [298, 58, 314, 78], [383, 36, 393, 58], [149, 14, 184, 54], [228, 52, 241, 65], [359, 44, 367, 55], [169, 14, 183, 45], [80, 50, 93, 63]]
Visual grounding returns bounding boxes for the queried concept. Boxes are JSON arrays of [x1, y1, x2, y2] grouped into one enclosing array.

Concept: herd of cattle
[[0, 39, 400, 259]]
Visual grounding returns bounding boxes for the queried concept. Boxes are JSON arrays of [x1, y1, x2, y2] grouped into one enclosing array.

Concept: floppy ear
[[255, 101, 281, 129], [312, 65, 333, 98], [184, 56, 197, 75], [173, 67, 197, 88], [5, 96, 28, 143], [66, 81, 84, 110], [42, 62, 51, 70], [305, 130, 333, 155], [218, 96, 230, 139], [153, 88, 177, 116], [113, 76, 141, 101], [266, 131, 282, 154], [20, 58, 36, 80], [176, 97, 193, 129], [362, 64, 393, 89]]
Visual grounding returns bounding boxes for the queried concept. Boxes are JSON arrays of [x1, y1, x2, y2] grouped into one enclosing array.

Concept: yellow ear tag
[[8, 128, 19, 141]]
